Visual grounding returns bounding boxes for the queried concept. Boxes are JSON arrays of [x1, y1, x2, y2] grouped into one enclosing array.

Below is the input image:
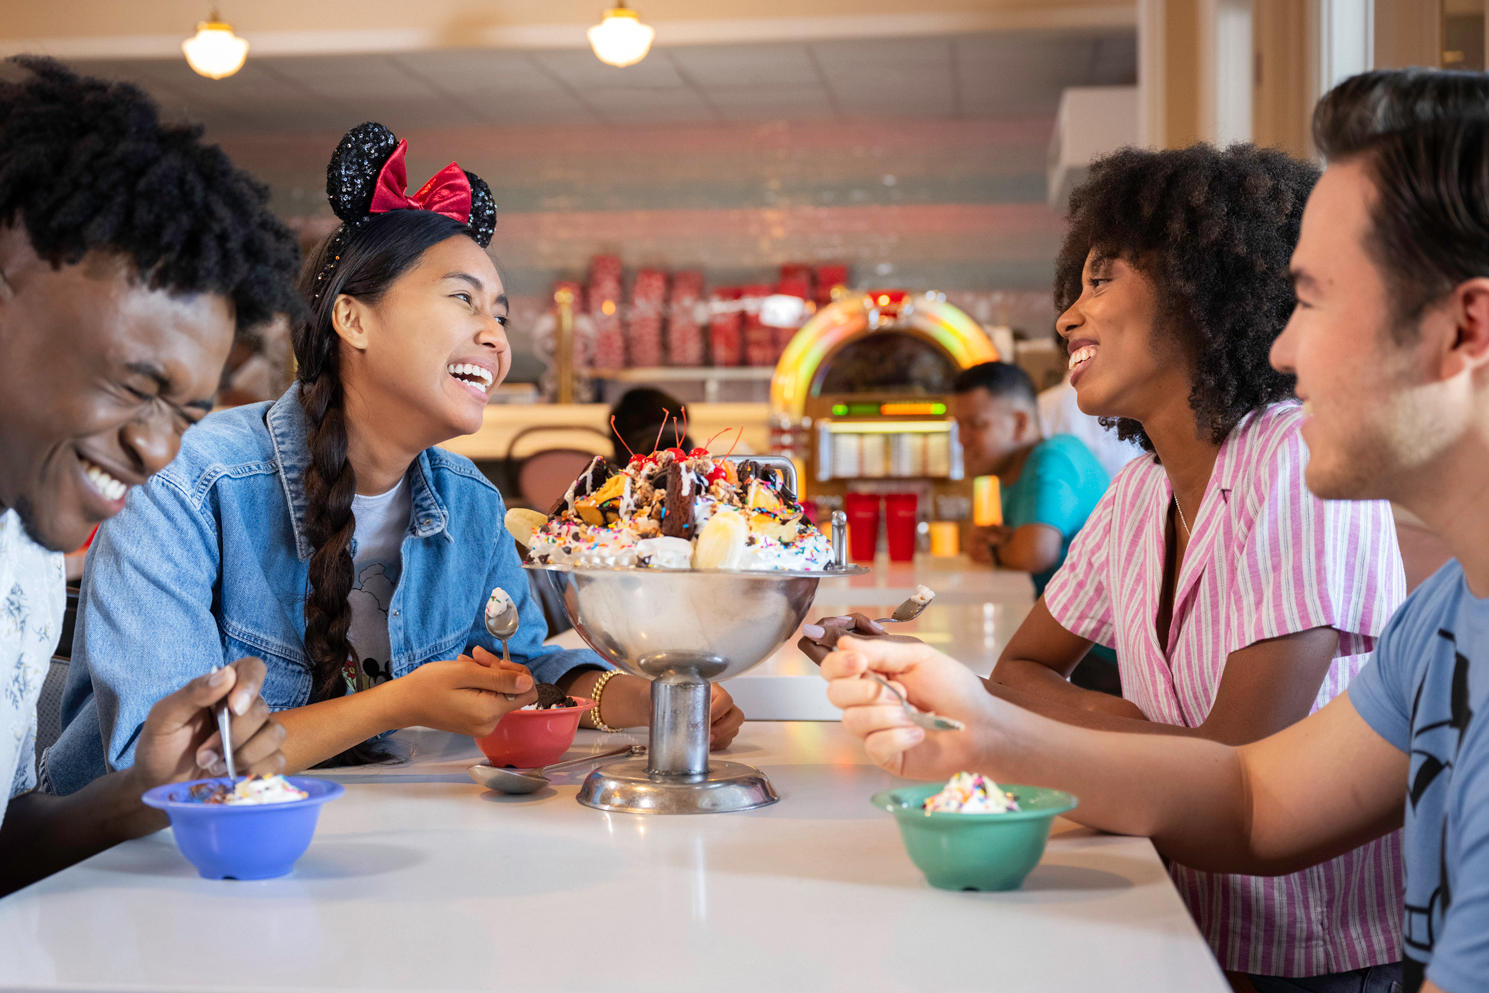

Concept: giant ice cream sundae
[[506, 447, 831, 571]]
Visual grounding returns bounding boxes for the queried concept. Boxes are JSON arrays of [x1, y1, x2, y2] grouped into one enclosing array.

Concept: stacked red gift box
[[741, 283, 775, 367], [570, 259, 847, 370], [775, 265, 815, 362], [667, 270, 705, 367], [708, 287, 743, 367], [588, 255, 626, 370], [627, 269, 667, 368]]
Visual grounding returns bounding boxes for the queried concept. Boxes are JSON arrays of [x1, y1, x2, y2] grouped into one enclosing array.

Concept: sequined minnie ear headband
[[311, 122, 498, 305]]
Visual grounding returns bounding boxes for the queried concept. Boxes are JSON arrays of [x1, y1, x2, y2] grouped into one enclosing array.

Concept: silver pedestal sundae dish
[[528, 510, 863, 814]]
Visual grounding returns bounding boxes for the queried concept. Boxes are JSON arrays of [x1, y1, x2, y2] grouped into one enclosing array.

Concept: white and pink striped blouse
[[1044, 403, 1406, 977]]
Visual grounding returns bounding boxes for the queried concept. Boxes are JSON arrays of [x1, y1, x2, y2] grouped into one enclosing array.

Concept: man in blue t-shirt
[[951, 361, 1109, 597], [818, 74, 1489, 993]]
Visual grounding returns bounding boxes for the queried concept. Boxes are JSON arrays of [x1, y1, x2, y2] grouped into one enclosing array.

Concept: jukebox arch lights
[[770, 293, 999, 418]]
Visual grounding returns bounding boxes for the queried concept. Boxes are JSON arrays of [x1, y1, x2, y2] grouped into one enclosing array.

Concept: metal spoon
[[468, 744, 643, 794], [864, 671, 964, 732], [209, 665, 237, 782], [874, 585, 937, 624], [484, 589, 520, 664], [484, 589, 521, 701]]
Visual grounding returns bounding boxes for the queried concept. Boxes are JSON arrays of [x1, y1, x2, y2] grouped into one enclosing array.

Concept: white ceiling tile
[[392, 51, 565, 94], [704, 84, 831, 109], [466, 90, 601, 126], [810, 37, 953, 71], [667, 44, 820, 87], [50, 28, 1134, 133], [529, 49, 686, 90], [583, 86, 716, 124]]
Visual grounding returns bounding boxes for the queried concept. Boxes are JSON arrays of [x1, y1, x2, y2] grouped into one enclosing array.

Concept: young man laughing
[[821, 71, 1489, 993], [0, 58, 298, 893]]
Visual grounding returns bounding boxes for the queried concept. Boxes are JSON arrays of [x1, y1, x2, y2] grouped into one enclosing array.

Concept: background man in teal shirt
[[952, 362, 1110, 598]]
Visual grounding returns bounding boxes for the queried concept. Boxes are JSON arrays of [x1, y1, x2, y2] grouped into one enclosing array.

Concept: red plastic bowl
[[474, 698, 596, 768]]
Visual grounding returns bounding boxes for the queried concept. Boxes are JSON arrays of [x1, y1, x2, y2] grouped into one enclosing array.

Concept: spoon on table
[[468, 744, 643, 794], [864, 671, 964, 732], [209, 665, 238, 783], [874, 585, 936, 624]]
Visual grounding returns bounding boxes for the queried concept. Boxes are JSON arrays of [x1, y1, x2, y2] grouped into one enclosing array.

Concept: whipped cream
[[198, 774, 309, 806], [922, 772, 1020, 815]]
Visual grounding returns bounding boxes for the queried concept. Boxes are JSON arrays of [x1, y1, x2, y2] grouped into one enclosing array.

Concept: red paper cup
[[844, 493, 881, 562], [884, 493, 918, 562]]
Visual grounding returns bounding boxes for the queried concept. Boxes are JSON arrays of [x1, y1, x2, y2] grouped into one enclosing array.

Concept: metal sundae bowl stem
[[530, 565, 833, 813]]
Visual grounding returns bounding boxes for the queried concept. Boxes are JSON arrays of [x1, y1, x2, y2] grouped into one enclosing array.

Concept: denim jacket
[[43, 387, 605, 794]]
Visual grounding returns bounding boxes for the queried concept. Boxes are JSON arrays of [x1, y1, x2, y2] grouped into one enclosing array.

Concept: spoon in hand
[[864, 671, 964, 732], [469, 744, 643, 794], [485, 588, 519, 663], [874, 585, 936, 624], [209, 665, 238, 782], [484, 588, 521, 701]]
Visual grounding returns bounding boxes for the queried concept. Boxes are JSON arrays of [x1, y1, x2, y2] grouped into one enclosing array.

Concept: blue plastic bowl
[[141, 777, 343, 880]]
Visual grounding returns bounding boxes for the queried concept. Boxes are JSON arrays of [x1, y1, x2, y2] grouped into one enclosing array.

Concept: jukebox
[[767, 290, 999, 533]]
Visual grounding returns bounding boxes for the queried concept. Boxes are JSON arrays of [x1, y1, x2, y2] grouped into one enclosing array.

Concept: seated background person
[[953, 361, 1109, 597], [0, 58, 293, 893]]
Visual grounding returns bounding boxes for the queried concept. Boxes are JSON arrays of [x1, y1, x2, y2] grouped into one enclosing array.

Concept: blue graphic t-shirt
[[1000, 434, 1110, 597], [1351, 559, 1489, 993]]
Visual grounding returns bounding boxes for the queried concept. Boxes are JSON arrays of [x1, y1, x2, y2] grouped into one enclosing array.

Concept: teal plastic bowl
[[873, 781, 1079, 891]]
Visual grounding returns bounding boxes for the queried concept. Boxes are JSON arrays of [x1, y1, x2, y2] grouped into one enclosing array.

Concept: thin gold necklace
[[1173, 495, 1192, 540]]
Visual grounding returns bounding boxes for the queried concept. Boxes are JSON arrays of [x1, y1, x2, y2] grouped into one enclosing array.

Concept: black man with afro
[[0, 57, 295, 893]]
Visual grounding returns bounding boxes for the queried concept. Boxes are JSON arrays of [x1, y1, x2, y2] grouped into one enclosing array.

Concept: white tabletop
[[0, 724, 1226, 993]]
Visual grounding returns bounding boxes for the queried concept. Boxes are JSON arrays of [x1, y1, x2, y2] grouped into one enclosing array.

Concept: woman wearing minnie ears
[[44, 123, 744, 786]]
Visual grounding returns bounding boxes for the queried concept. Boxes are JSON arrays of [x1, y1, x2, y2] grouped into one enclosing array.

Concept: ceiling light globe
[[182, 21, 249, 80], [588, 7, 655, 68]]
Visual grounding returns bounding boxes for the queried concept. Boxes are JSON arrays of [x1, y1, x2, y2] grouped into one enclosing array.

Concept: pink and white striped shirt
[[1044, 403, 1406, 977]]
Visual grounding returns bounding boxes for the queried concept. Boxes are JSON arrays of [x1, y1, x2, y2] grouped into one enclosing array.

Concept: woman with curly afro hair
[[984, 144, 1408, 986]]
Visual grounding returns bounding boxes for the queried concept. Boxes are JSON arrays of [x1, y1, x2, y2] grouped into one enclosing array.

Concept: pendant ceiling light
[[182, 12, 249, 79], [588, 2, 655, 67]]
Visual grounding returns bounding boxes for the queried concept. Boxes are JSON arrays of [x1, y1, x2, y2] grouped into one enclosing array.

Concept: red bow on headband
[[369, 140, 471, 222]]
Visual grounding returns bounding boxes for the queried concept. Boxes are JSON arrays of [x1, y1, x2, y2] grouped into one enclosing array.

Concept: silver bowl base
[[576, 758, 779, 814]]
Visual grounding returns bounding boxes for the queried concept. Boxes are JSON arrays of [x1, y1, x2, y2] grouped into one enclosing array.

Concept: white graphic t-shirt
[[345, 478, 411, 693], [0, 510, 64, 829]]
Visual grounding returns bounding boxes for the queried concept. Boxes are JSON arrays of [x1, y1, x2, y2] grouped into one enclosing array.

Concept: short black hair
[[1314, 70, 1489, 337], [610, 387, 693, 462], [1313, 68, 1489, 161], [1054, 144, 1317, 452], [952, 361, 1038, 406], [0, 56, 300, 334]]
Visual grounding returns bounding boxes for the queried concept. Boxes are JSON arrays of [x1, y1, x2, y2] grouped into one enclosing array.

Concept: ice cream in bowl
[[475, 683, 596, 768], [511, 449, 863, 814], [872, 773, 1079, 891], [141, 774, 344, 880]]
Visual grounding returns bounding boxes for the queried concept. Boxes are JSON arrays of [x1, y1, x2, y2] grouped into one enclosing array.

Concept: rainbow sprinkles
[[505, 413, 832, 572]]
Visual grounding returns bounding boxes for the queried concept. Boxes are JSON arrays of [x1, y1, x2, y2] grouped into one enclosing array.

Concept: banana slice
[[692, 509, 749, 570], [504, 508, 549, 548]]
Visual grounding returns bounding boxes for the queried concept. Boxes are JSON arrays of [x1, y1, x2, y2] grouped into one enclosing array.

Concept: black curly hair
[[0, 56, 301, 335], [1053, 143, 1319, 452]]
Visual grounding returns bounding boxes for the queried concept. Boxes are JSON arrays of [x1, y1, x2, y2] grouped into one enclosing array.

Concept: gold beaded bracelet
[[590, 670, 624, 732]]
